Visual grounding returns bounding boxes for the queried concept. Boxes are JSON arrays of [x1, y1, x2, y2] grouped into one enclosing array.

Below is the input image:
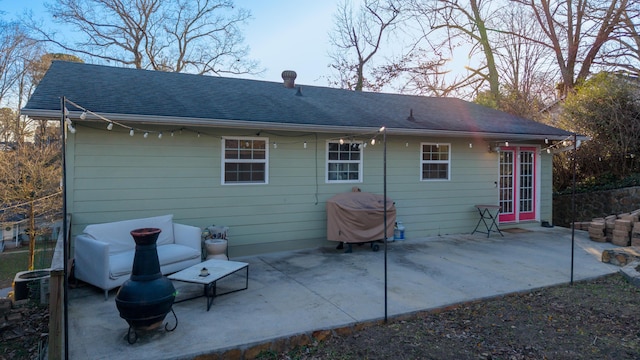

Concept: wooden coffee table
[[168, 259, 248, 311]]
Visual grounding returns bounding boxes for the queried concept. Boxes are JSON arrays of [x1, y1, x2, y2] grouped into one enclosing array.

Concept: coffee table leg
[[205, 282, 216, 311]]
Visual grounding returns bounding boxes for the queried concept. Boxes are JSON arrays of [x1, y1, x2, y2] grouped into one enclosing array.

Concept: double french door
[[498, 146, 537, 223]]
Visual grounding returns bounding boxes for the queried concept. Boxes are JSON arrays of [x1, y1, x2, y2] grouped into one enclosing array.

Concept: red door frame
[[499, 146, 537, 223]]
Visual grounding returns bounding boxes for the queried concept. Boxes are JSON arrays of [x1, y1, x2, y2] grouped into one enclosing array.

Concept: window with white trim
[[222, 137, 268, 184], [326, 141, 362, 182], [421, 143, 450, 180]]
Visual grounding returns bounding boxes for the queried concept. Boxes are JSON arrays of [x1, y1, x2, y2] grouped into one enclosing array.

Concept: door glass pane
[[499, 151, 514, 214], [519, 151, 534, 212]]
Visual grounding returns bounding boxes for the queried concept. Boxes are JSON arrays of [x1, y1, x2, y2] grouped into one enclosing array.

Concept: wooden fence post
[[48, 269, 64, 359]]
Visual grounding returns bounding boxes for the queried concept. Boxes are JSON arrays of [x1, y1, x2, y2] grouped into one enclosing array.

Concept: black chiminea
[[115, 228, 177, 344]]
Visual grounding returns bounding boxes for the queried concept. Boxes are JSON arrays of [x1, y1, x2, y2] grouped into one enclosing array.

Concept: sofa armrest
[[74, 234, 110, 290], [173, 223, 202, 251]]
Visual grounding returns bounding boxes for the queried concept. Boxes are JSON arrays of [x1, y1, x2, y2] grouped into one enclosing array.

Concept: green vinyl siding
[[539, 151, 554, 223], [66, 123, 553, 257]]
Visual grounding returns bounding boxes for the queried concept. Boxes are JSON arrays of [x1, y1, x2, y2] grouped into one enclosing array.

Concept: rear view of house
[[22, 61, 576, 256]]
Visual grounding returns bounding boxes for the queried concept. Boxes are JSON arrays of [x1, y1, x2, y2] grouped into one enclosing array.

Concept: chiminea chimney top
[[282, 70, 297, 88]]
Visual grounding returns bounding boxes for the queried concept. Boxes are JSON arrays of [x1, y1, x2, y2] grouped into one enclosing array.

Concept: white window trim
[[420, 142, 451, 181], [221, 136, 269, 185], [325, 140, 364, 183]]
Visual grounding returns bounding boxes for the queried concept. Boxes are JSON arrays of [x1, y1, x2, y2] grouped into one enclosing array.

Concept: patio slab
[[66, 227, 619, 359]]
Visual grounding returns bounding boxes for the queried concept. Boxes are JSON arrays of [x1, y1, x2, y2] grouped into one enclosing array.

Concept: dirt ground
[[0, 302, 49, 360], [260, 273, 640, 360], [2, 273, 640, 360]]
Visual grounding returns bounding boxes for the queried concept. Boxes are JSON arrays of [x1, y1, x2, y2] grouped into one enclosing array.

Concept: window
[[222, 137, 268, 184], [421, 143, 450, 180], [326, 141, 362, 182]]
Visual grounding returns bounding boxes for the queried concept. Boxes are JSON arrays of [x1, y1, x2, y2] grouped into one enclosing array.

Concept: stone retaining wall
[[553, 186, 640, 227]]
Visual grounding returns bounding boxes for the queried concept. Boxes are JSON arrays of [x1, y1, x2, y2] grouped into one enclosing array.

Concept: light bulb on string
[[546, 148, 551, 154], [197, 132, 201, 138], [64, 107, 69, 116], [303, 141, 307, 149], [545, 138, 549, 144], [363, 142, 367, 148], [106, 122, 113, 130], [273, 142, 278, 149], [371, 138, 376, 145], [144, 132, 149, 138], [66, 120, 76, 134], [339, 138, 344, 145], [505, 141, 509, 147], [129, 128, 134, 136], [171, 131, 174, 137], [158, 132, 163, 139], [79, 111, 87, 120]]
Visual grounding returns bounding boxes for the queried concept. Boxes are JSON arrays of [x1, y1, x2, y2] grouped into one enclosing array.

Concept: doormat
[[502, 228, 531, 234]]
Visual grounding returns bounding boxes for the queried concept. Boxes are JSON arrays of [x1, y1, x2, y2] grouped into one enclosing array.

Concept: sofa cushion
[[83, 214, 175, 254], [109, 251, 135, 279], [109, 244, 201, 279], [157, 244, 201, 267]]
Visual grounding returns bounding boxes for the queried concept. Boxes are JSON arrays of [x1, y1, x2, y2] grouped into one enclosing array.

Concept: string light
[[469, 143, 473, 148], [62, 99, 394, 150], [505, 141, 509, 147]]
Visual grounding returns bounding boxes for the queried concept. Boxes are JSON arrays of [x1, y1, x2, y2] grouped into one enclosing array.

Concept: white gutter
[[22, 108, 585, 141]]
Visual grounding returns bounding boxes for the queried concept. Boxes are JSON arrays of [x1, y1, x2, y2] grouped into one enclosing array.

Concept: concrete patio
[[66, 226, 619, 359]]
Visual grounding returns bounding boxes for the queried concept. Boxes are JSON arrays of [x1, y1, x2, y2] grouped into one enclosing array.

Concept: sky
[[1, 0, 345, 87]]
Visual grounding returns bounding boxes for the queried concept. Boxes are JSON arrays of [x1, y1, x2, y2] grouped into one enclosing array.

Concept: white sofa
[[74, 214, 202, 299]]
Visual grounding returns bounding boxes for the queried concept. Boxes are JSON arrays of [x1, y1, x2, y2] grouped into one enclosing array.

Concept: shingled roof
[[22, 61, 573, 140]]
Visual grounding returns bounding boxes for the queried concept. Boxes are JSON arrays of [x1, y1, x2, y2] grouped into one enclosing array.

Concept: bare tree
[[33, 0, 258, 75], [0, 20, 38, 107], [493, 6, 557, 117], [0, 143, 62, 269], [373, 49, 460, 96], [595, 2, 640, 76], [513, 0, 630, 97], [407, 0, 504, 103], [328, 0, 402, 91]]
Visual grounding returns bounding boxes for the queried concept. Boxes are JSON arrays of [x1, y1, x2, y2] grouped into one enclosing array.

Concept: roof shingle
[[22, 61, 572, 138]]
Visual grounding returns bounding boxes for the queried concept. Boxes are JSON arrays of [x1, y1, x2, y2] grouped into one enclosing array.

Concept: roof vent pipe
[[282, 70, 297, 88]]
